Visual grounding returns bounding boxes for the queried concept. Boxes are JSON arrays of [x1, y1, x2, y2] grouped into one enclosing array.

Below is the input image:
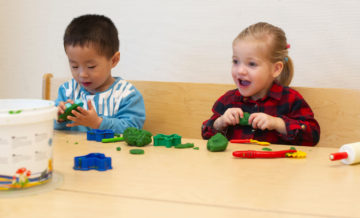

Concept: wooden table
[[1, 131, 360, 218]]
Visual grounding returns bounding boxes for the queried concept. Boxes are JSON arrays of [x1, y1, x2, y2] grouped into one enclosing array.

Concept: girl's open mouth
[[239, 79, 251, 86]]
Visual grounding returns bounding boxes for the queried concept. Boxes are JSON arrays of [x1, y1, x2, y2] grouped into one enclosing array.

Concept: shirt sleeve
[[278, 96, 320, 146], [98, 88, 146, 134], [201, 93, 230, 139], [53, 83, 71, 130]]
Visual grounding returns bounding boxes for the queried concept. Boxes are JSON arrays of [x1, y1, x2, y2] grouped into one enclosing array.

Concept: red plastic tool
[[233, 149, 297, 158], [230, 139, 251, 143]]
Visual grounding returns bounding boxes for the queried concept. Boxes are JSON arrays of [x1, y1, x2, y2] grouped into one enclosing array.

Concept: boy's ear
[[111, 52, 120, 68], [272, 61, 284, 78]]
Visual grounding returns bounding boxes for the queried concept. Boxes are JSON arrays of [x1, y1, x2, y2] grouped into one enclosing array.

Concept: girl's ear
[[272, 61, 284, 78], [111, 52, 120, 68]]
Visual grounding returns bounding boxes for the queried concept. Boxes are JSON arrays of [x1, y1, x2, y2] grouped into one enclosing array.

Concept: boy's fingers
[[76, 106, 87, 115], [87, 100, 93, 110], [66, 122, 78, 127], [67, 115, 76, 122], [71, 109, 85, 118]]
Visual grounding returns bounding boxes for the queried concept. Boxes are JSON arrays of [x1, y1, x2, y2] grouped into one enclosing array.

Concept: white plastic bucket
[[0, 99, 57, 190]]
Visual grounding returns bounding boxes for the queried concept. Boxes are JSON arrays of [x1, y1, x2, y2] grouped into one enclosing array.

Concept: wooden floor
[[1, 131, 360, 218]]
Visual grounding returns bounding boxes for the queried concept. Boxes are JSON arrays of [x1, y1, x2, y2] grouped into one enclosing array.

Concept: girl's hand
[[248, 113, 287, 134], [214, 108, 244, 131], [66, 100, 103, 129], [57, 99, 74, 122]]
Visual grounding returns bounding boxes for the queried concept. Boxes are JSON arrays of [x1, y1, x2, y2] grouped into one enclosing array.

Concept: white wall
[[0, 0, 359, 99]]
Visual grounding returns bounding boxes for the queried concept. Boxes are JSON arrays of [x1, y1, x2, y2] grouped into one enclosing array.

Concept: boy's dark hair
[[63, 14, 119, 59]]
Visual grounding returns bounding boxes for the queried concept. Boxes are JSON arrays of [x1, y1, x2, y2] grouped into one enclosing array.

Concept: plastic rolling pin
[[329, 142, 360, 165]]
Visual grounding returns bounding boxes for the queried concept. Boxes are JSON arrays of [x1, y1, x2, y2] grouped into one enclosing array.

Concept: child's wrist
[[93, 117, 103, 129], [214, 116, 225, 131], [274, 117, 286, 134]]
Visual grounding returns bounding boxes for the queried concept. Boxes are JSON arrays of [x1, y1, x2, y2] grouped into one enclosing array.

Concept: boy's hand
[[248, 113, 287, 134], [66, 100, 103, 129], [214, 108, 244, 131], [57, 99, 74, 122]]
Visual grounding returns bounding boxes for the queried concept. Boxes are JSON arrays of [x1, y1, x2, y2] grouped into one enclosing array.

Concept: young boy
[[55, 14, 145, 133]]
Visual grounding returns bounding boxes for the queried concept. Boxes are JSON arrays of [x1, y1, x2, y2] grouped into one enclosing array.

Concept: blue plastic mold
[[87, 129, 115, 142], [73, 153, 112, 171]]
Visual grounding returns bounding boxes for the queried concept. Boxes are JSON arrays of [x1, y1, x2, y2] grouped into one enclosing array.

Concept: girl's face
[[65, 44, 120, 94], [231, 39, 283, 101]]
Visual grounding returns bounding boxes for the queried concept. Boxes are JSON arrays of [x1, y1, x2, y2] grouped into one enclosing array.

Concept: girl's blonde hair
[[233, 22, 294, 86]]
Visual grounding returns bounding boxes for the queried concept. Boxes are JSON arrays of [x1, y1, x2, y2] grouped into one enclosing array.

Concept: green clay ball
[[207, 133, 228, 152], [123, 127, 152, 147], [239, 112, 251, 126], [129, 149, 145, 155]]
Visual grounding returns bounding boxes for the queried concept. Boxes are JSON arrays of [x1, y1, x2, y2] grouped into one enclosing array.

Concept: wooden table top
[[1, 131, 360, 218]]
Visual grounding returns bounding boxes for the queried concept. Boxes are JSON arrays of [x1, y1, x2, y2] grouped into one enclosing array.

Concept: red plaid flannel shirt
[[201, 82, 320, 146]]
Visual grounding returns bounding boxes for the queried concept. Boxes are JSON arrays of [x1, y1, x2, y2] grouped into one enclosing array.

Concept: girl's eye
[[88, 66, 96, 69], [72, 66, 79, 69], [232, 60, 238, 64], [249, 62, 257, 67]]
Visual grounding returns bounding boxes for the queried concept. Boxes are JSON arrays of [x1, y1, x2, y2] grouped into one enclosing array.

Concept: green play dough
[[207, 133, 228, 152], [262, 147, 272, 151], [129, 149, 144, 154], [123, 127, 152, 147], [58, 102, 83, 121], [239, 112, 251, 126], [174, 143, 194, 149]]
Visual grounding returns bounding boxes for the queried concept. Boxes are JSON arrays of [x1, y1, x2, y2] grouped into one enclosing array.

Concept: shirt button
[[254, 104, 258, 108], [301, 125, 306, 130], [243, 97, 248, 102]]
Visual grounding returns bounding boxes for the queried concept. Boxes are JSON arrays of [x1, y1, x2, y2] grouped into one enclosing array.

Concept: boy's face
[[231, 39, 283, 101], [65, 44, 120, 94]]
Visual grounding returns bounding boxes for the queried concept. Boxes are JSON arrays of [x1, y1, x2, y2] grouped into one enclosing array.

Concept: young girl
[[201, 22, 320, 146]]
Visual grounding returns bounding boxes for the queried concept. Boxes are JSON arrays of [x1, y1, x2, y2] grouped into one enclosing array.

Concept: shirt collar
[[235, 82, 284, 102]]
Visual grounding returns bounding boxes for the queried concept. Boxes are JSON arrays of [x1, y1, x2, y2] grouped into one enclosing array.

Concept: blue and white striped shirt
[[54, 77, 145, 133]]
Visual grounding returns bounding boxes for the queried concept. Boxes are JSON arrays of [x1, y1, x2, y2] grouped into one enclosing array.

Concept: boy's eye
[[71, 66, 79, 69], [232, 60, 238, 64], [88, 66, 96, 69]]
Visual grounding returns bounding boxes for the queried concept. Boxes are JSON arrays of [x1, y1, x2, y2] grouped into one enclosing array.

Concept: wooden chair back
[[43, 73, 360, 147]]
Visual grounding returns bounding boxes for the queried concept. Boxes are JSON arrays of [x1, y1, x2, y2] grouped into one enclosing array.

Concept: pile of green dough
[[123, 127, 152, 147], [207, 133, 228, 152]]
